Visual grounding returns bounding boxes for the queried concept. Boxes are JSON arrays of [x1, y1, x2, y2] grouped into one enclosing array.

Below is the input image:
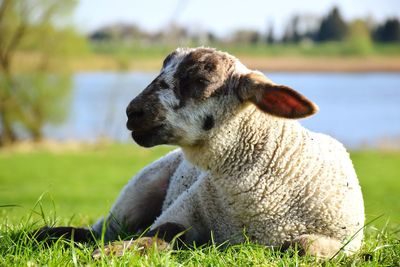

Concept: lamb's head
[[126, 47, 318, 147]]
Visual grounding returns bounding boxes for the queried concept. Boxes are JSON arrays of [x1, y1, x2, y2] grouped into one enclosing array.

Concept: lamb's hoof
[[91, 237, 171, 259], [293, 234, 343, 258]]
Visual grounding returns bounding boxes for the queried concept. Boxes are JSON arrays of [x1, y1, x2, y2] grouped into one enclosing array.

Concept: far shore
[[13, 53, 400, 73], [71, 55, 400, 73], [240, 56, 400, 72]]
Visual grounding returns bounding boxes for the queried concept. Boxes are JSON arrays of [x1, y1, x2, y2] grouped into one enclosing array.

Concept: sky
[[74, 0, 400, 37]]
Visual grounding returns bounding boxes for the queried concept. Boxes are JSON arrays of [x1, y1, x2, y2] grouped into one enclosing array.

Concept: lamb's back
[[212, 125, 364, 251]]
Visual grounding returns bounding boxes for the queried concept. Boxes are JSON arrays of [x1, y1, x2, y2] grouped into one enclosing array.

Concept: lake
[[44, 72, 400, 149]]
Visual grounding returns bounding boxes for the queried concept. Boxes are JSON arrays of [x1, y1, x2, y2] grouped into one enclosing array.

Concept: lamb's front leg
[[91, 149, 183, 241], [92, 178, 209, 259], [32, 150, 183, 246], [91, 223, 185, 260], [290, 234, 344, 258]]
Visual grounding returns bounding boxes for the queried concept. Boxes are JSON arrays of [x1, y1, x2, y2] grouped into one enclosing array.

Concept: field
[[0, 143, 399, 266]]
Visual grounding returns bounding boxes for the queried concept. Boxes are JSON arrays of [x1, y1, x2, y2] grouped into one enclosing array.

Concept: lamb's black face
[[126, 47, 238, 147], [125, 77, 172, 147]]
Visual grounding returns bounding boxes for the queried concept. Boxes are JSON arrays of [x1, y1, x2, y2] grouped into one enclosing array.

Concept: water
[[44, 72, 400, 149]]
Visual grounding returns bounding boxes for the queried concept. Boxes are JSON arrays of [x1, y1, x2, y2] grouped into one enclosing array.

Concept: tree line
[[278, 7, 400, 44], [89, 7, 400, 45]]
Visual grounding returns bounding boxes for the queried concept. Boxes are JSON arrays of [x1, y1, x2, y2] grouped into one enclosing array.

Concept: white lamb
[[37, 47, 365, 259]]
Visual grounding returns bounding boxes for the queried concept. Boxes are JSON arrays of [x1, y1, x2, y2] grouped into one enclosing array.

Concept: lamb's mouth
[[130, 125, 167, 147]]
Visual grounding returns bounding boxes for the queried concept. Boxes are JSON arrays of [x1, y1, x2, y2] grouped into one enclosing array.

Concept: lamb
[[36, 47, 365, 259]]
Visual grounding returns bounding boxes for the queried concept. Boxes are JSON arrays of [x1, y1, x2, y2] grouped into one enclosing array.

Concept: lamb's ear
[[237, 72, 318, 119]]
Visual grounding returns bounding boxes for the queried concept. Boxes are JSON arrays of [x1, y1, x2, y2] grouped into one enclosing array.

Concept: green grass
[[217, 43, 400, 57], [0, 144, 399, 266], [0, 143, 171, 225], [89, 42, 400, 59]]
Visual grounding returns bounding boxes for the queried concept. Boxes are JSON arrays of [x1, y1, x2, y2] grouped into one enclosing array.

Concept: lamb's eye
[[196, 78, 210, 84], [160, 80, 169, 88]]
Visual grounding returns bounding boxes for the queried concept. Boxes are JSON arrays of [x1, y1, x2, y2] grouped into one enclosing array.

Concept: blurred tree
[[291, 16, 301, 43], [89, 23, 144, 42], [207, 32, 217, 43], [374, 18, 400, 43], [282, 15, 301, 43], [163, 23, 190, 45], [316, 7, 348, 42], [0, 0, 86, 145], [266, 25, 275, 44], [15, 73, 72, 141], [232, 30, 261, 44], [280, 14, 320, 44], [346, 19, 373, 55]]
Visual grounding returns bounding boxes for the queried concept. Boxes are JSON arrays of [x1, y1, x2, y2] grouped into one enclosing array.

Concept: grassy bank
[[13, 43, 400, 72], [88, 42, 400, 58], [0, 144, 399, 265]]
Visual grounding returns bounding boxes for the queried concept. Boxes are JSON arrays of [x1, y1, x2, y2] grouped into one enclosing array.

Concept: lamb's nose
[[126, 104, 146, 130], [126, 107, 145, 119]]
